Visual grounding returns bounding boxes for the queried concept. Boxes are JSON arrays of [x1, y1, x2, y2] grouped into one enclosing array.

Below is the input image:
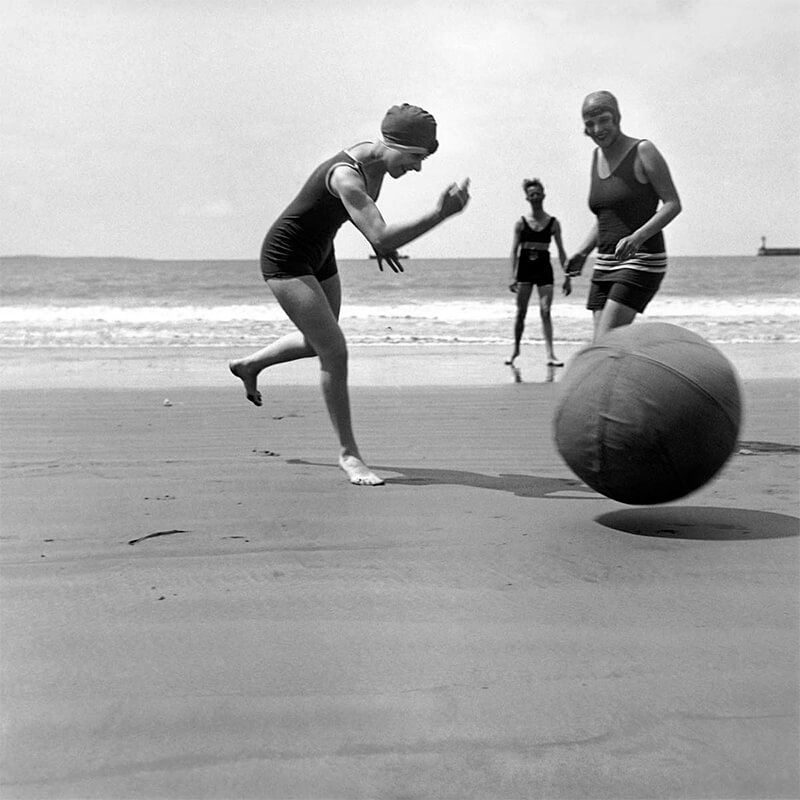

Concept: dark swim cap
[[381, 103, 439, 155], [582, 90, 621, 123]]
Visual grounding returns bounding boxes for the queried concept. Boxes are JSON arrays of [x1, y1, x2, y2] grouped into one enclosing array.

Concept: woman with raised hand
[[229, 104, 470, 485]]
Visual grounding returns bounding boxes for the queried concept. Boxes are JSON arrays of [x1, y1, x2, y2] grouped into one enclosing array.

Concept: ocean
[[1, 255, 798, 349]]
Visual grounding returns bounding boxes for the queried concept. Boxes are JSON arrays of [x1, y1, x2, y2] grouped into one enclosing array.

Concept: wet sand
[[1, 344, 798, 798]]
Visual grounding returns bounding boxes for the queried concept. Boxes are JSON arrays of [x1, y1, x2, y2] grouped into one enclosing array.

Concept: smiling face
[[387, 148, 427, 179], [582, 109, 620, 149]]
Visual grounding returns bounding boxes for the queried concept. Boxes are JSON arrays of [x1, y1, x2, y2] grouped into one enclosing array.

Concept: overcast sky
[[2, 0, 798, 260]]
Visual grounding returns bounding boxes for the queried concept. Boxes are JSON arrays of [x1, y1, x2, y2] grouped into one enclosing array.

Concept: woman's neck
[[599, 131, 635, 159], [528, 204, 546, 219]]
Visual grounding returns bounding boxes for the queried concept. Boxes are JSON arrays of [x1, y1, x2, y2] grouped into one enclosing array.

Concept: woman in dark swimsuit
[[566, 91, 681, 342], [229, 104, 470, 485], [506, 178, 568, 367]]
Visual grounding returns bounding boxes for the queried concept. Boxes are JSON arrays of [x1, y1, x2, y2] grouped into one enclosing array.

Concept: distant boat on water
[[758, 236, 800, 256], [368, 253, 409, 260]]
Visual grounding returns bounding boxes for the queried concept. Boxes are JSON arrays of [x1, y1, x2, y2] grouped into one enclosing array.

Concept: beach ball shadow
[[597, 506, 799, 541]]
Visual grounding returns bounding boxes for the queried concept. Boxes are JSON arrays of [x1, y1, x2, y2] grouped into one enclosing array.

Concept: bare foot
[[504, 351, 519, 366], [339, 454, 384, 486], [228, 361, 262, 406]]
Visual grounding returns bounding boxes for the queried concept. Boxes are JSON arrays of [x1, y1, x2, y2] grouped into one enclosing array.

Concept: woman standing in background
[[506, 178, 568, 367]]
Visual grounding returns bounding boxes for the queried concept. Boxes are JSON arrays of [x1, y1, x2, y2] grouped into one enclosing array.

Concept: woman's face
[[388, 149, 426, 179], [583, 110, 620, 148], [525, 184, 545, 203]]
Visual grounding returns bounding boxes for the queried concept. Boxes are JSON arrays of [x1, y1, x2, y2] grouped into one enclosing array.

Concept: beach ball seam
[[594, 353, 624, 480], [616, 351, 742, 432], [607, 351, 742, 444], [595, 354, 694, 501]]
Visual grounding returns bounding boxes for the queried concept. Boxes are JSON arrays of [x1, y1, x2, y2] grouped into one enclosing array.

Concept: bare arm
[[552, 218, 573, 295], [551, 218, 567, 269], [615, 140, 682, 259], [567, 222, 598, 275], [509, 220, 522, 286], [553, 219, 572, 295], [331, 167, 469, 256]]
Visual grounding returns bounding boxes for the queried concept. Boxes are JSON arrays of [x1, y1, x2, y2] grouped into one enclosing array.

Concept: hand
[[508, 282, 518, 294], [374, 250, 404, 273], [566, 253, 587, 276], [562, 275, 572, 296], [439, 178, 470, 218], [614, 235, 640, 261]]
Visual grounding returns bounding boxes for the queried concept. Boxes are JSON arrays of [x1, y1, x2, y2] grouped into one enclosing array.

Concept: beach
[[1, 341, 798, 799], [4, 0, 800, 791]]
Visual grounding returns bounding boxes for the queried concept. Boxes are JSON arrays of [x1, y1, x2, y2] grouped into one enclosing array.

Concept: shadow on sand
[[597, 506, 800, 541], [287, 460, 597, 500]]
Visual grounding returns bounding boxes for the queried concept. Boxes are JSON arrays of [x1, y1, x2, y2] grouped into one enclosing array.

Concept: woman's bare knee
[[316, 339, 348, 372]]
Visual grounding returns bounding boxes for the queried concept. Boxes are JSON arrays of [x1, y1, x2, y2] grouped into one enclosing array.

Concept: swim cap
[[381, 103, 439, 155], [581, 90, 620, 122]]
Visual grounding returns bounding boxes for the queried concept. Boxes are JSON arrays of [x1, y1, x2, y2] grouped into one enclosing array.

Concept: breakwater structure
[[758, 236, 800, 256]]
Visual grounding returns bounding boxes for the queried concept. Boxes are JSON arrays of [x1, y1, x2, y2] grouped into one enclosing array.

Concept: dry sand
[[1, 344, 798, 799]]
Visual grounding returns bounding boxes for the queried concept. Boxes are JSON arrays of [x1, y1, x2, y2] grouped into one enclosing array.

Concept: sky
[[2, 0, 799, 260]]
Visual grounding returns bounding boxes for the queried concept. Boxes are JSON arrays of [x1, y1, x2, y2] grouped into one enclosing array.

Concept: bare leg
[[229, 332, 315, 406], [229, 276, 344, 406], [537, 284, 562, 365], [593, 299, 638, 342], [264, 275, 383, 486], [506, 283, 532, 365]]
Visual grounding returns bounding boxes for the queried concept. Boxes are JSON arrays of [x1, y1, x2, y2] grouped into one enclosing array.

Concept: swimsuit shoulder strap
[[326, 150, 367, 195]]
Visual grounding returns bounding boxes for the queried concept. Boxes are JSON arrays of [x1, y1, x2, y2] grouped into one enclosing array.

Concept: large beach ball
[[553, 323, 742, 505]]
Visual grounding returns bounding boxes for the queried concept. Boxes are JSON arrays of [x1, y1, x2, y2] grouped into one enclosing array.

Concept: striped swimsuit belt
[[520, 242, 549, 251]]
